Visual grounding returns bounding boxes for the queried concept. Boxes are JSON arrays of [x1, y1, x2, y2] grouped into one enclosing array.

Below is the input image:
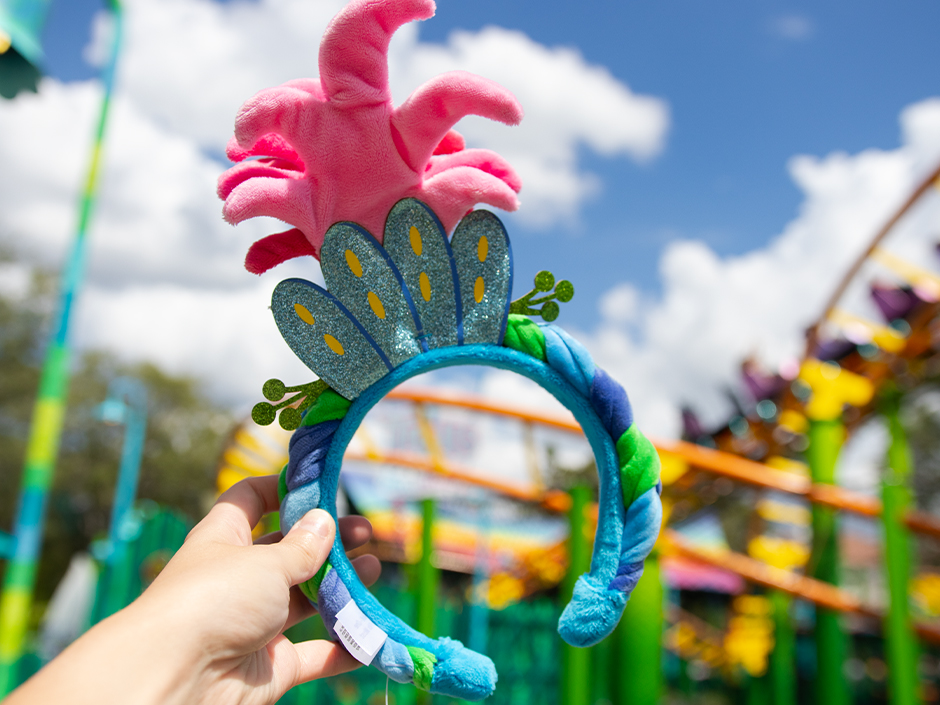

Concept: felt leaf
[[451, 210, 513, 344], [271, 278, 391, 399], [383, 199, 461, 348], [320, 222, 423, 366], [502, 314, 546, 360]]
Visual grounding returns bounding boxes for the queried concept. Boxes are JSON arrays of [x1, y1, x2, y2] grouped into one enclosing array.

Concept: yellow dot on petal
[[478, 236, 489, 263], [323, 334, 345, 355], [345, 249, 363, 277], [409, 226, 423, 256], [294, 303, 315, 325], [367, 291, 386, 319], [419, 272, 432, 302], [474, 276, 485, 303]]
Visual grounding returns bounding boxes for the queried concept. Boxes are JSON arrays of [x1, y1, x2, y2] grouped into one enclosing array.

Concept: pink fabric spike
[[218, 0, 523, 274]]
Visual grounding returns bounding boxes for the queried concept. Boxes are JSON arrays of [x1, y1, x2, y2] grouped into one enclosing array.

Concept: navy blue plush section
[[590, 367, 634, 439], [286, 419, 341, 491], [609, 560, 645, 592]]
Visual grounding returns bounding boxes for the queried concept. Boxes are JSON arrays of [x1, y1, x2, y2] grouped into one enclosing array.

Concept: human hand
[[7, 475, 380, 705]]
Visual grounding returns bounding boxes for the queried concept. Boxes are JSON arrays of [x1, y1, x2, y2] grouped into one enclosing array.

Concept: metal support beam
[[769, 590, 796, 705], [614, 552, 663, 705], [561, 485, 591, 705], [415, 497, 438, 705], [881, 390, 921, 705], [807, 419, 849, 705]]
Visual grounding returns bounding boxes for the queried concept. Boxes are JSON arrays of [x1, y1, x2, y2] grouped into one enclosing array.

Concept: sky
[[2, 0, 940, 439]]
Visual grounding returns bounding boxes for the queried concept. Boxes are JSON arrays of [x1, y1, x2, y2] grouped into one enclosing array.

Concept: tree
[[0, 261, 234, 619]]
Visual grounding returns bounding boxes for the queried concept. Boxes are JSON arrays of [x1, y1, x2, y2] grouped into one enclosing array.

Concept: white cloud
[[768, 14, 815, 42], [0, 0, 670, 415], [0, 78, 273, 290], [88, 0, 667, 222], [599, 282, 640, 324], [392, 26, 669, 224], [12, 0, 939, 457], [72, 272, 313, 408], [576, 98, 940, 438]]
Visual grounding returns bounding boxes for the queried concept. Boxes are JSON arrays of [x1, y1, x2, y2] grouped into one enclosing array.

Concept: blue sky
[[4, 0, 939, 433], [36, 0, 940, 326]]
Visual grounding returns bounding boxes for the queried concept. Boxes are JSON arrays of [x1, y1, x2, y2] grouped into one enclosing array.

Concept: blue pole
[[92, 377, 147, 622]]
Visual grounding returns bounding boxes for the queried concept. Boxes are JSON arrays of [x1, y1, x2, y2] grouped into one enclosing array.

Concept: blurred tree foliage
[[0, 264, 234, 611]]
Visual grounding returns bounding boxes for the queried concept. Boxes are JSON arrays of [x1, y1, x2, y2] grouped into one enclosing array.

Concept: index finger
[[195, 475, 281, 544]]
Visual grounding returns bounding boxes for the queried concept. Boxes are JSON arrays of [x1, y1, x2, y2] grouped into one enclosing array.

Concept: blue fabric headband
[[262, 200, 662, 700]]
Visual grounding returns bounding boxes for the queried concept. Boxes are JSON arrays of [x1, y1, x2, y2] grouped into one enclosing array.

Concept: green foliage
[[509, 270, 574, 322], [0, 263, 234, 611]]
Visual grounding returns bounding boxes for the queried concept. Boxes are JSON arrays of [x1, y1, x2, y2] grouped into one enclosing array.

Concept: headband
[[219, 0, 661, 699], [257, 200, 661, 700]]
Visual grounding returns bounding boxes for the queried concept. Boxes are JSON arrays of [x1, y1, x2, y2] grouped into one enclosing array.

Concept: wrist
[[8, 601, 208, 705]]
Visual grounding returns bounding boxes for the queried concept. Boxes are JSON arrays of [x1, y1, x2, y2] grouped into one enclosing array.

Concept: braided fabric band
[[278, 316, 662, 700]]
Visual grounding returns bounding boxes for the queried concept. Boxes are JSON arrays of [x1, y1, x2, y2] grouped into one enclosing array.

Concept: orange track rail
[[662, 529, 940, 645], [387, 387, 940, 539]]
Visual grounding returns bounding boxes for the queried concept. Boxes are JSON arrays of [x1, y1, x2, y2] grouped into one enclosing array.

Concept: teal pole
[[561, 485, 591, 705], [880, 389, 921, 705], [613, 551, 663, 705], [769, 590, 796, 705], [92, 377, 148, 622], [0, 1, 122, 694], [806, 419, 849, 705]]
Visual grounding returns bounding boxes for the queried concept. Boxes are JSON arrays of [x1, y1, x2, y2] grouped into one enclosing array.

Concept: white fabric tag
[[334, 601, 388, 665]]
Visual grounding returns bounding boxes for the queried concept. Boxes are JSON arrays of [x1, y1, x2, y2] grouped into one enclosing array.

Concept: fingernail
[[297, 509, 333, 538]]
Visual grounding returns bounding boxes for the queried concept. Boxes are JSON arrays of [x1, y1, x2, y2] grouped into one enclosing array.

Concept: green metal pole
[[747, 673, 771, 705], [416, 498, 438, 705], [769, 590, 796, 705], [0, 2, 122, 695], [806, 419, 849, 705], [561, 485, 592, 705], [417, 498, 438, 639], [880, 390, 921, 705], [613, 551, 663, 705]]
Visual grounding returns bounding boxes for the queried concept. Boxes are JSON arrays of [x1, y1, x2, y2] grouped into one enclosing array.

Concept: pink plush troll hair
[[218, 0, 524, 274]]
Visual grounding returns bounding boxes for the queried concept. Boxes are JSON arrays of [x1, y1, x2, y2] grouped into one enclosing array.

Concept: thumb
[[275, 508, 335, 586]]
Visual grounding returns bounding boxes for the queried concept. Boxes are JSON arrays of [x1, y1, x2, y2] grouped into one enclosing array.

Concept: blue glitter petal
[[383, 199, 461, 349], [450, 210, 513, 345], [320, 222, 422, 366], [271, 278, 391, 399]]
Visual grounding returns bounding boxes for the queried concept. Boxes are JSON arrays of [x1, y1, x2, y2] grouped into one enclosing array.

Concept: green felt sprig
[[252, 379, 329, 430], [509, 270, 574, 322]]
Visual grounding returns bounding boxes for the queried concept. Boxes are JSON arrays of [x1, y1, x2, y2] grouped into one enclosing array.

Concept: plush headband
[[220, 0, 661, 700], [254, 199, 661, 700]]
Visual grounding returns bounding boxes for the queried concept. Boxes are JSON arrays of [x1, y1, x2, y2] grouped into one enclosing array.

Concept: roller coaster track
[[218, 162, 940, 642]]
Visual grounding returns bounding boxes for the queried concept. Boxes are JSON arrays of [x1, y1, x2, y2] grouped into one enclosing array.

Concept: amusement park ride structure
[[216, 159, 940, 704]]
